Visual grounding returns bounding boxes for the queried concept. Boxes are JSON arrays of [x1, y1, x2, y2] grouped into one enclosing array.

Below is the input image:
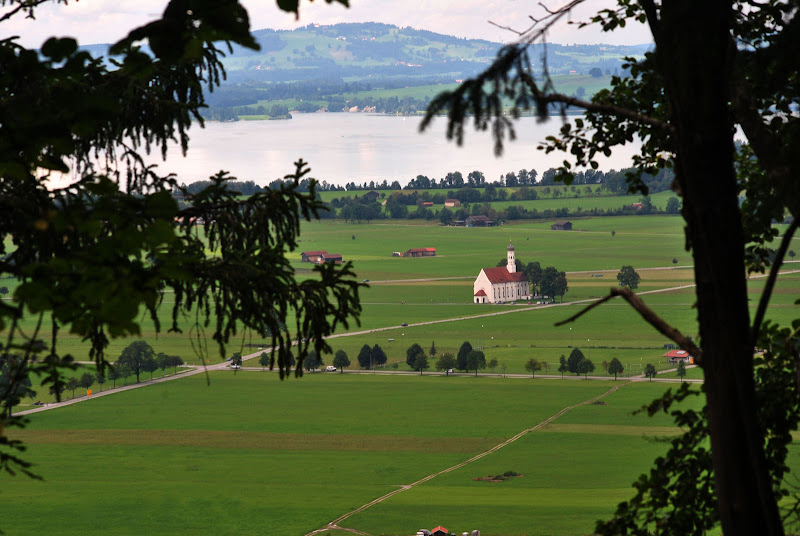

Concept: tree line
[[31, 341, 186, 403], [177, 164, 677, 198]]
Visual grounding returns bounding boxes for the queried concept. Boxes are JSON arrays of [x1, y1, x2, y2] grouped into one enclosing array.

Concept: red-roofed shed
[[405, 247, 437, 258], [431, 527, 449, 536]]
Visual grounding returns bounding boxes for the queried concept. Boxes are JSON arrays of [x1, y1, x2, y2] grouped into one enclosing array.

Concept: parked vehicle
[[325, 366, 337, 372]]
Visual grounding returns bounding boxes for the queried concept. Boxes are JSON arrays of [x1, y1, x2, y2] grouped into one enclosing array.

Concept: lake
[[146, 113, 641, 187]]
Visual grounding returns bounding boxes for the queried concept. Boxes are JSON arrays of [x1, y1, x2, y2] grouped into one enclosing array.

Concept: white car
[[230, 364, 241, 370], [325, 365, 337, 372]]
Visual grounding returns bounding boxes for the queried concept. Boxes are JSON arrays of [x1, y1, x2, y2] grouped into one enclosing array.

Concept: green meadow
[[6, 374, 706, 536], [3, 210, 800, 535], [4, 214, 799, 377]]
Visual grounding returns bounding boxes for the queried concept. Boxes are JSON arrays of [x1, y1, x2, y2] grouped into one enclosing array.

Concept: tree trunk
[[658, 2, 783, 534]]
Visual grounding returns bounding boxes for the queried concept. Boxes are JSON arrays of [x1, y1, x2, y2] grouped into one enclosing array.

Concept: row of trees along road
[[555, 349, 596, 379], [114, 341, 184, 384], [421, 1, 800, 534], [36, 341, 185, 404]]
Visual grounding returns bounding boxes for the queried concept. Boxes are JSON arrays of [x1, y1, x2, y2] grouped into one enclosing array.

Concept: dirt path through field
[[304, 383, 627, 536]]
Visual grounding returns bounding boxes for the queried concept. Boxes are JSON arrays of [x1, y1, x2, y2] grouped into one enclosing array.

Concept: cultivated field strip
[[306, 383, 626, 536]]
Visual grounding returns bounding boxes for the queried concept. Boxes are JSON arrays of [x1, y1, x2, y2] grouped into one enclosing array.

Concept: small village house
[[664, 349, 694, 364], [473, 244, 531, 303], [301, 250, 327, 263], [466, 215, 494, 227], [550, 221, 573, 231], [444, 198, 461, 207], [430, 527, 450, 536], [404, 247, 436, 258], [319, 253, 343, 264]]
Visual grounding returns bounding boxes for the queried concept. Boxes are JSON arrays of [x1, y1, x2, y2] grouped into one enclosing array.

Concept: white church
[[473, 243, 532, 304]]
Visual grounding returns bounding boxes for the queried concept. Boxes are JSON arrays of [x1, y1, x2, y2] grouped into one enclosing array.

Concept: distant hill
[[77, 22, 649, 119], [218, 22, 648, 83]]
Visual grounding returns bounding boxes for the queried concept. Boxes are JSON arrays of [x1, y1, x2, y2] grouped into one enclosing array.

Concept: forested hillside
[[199, 22, 648, 120], [79, 22, 646, 120]]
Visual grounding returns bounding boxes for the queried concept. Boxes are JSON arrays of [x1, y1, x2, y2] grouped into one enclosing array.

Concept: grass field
[[4, 215, 798, 376], [3, 211, 800, 535], [4, 374, 714, 536]]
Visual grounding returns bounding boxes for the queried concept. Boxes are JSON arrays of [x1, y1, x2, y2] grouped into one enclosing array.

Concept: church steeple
[[507, 242, 516, 273]]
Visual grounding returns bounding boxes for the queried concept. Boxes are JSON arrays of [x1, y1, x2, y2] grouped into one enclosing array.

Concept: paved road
[[20, 265, 796, 416]]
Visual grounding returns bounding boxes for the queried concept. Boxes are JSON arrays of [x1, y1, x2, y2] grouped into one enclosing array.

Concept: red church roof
[[431, 527, 449, 536], [483, 266, 527, 284], [474, 289, 487, 296]]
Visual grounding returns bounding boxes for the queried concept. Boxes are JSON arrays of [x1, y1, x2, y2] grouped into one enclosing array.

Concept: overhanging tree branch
[[555, 287, 703, 364], [519, 72, 675, 133], [751, 218, 799, 342]]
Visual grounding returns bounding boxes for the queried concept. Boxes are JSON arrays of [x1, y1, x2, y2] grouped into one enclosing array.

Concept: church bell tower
[[507, 242, 516, 273]]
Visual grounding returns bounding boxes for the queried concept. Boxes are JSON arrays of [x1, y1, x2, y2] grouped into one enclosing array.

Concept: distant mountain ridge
[[78, 22, 648, 84], [76, 22, 649, 119], [217, 22, 648, 83]]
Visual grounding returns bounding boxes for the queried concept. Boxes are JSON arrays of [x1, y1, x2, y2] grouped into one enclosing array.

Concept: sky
[[3, 0, 652, 49]]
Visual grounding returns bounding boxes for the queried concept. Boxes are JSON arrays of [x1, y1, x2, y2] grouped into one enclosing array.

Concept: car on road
[[230, 364, 241, 370], [401, 322, 408, 327], [325, 365, 337, 372], [33, 401, 44, 406], [446, 369, 454, 374], [363, 279, 369, 283]]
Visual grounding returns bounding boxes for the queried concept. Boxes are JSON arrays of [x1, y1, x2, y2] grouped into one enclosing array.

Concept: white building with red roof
[[473, 243, 531, 304], [663, 349, 695, 364]]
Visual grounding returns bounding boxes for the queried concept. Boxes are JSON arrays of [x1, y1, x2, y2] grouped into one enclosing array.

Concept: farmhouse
[[404, 247, 437, 257], [430, 527, 449, 536], [319, 253, 343, 264], [664, 349, 694, 364], [466, 215, 494, 227], [551, 221, 573, 231], [444, 198, 461, 207], [301, 250, 327, 263], [473, 244, 531, 304]]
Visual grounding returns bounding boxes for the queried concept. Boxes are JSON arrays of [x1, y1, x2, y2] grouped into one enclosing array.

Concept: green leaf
[[41, 37, 78, 61], [276, 0, 300, 14]]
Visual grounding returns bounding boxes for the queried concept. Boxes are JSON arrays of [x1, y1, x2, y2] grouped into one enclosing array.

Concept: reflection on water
[[144, 113, 640, 187]]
